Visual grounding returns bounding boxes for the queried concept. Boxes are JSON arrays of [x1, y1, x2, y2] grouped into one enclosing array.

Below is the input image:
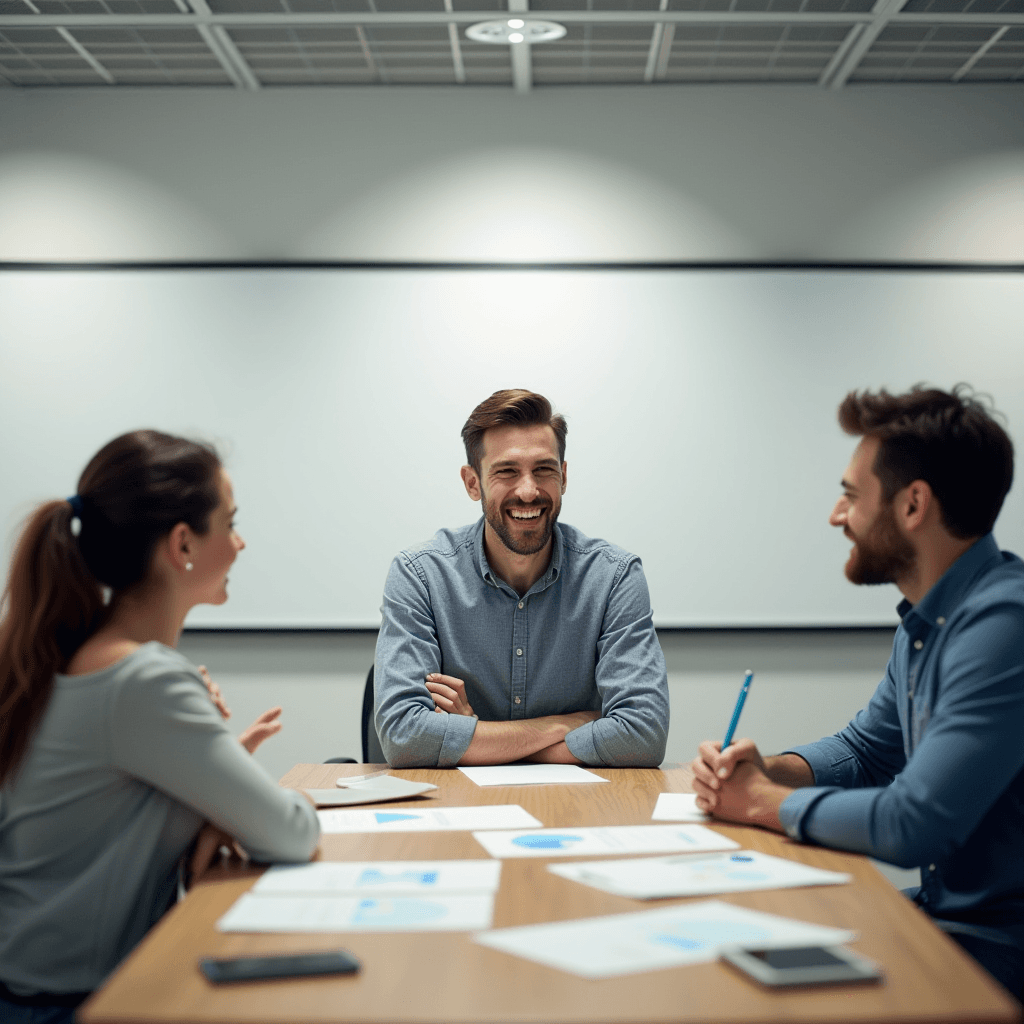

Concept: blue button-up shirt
[[374, 519, 669, 769], [780, 534, 1024, 950]]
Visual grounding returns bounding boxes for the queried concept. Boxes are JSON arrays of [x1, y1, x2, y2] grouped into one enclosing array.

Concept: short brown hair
[[462, 390, 568, 473], [838, 385, 1014, 539]]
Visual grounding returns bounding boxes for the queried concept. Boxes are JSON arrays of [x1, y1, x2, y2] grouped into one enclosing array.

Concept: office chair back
[[362, 665, 386, 765]]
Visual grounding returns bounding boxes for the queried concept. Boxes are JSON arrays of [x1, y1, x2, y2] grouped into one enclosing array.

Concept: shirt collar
[[898, 533, 1001, 632], [473, 516, 563, 594]]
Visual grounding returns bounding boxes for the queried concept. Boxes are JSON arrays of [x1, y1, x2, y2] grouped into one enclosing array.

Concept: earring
[[185, 562, 193, 571]]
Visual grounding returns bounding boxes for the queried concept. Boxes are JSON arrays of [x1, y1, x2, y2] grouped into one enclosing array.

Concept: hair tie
[[66, 495, 84, 536]]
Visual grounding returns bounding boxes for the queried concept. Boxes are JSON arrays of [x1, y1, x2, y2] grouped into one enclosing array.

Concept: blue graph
[[649, 921, 771, 952], [352, 898, 449, 926], [375, 812, 421, 824], [511, 833, 584, 850], [356, 869, 440, 887]]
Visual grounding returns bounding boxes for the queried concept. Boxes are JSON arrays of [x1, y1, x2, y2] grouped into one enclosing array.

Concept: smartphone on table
[[200, 949, 361, 984], [721, 945, 882, 987]]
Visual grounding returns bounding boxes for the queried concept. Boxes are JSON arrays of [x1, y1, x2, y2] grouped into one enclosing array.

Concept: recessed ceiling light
[[465, 19, 567, 44]]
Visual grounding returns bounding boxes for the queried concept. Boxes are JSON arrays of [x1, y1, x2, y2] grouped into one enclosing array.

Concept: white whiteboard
[[2, 267, 1022, 628]]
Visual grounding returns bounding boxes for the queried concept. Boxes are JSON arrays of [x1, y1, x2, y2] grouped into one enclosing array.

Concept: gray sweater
[[0, 642, 320, 995]]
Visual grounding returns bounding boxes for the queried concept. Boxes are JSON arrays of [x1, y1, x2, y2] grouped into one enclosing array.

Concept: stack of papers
[[459, 764, 607, 786], [475, 900, 856, 978], [317, 804, 541, 834], [217, 860, 502, 933], [549, 850, 852, 899], [305, 775, 438, 807], [472, 824, 739, 859]]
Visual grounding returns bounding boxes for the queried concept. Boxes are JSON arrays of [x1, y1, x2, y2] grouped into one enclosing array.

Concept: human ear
[[560, 462, 568, 495], [460, 465, 482, 502], [900, 481, 932, 532], [167, 522, 193, 572]]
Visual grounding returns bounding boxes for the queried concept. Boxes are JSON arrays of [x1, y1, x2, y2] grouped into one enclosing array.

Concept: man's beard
[[845, 499, 915, 586], [481, 487, 560, 556]]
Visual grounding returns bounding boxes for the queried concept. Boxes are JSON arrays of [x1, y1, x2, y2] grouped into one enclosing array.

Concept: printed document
[[651, 792, 708, 822], [472, 823, 739, 859], [318, 804, 541, 834], [549, 850, 851, 899], [218, 893, 494, 933], [474, 899, 855, 978], [459, 764, 607, 786], [254, 860, 502, 896]]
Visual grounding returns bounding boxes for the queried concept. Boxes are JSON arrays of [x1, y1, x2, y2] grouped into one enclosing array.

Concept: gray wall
[[0, 85, 1022, 262], [177, 628, 896, 781]]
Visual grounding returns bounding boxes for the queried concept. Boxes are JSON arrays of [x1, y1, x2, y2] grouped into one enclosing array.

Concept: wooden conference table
[[80, 764, 1021, 1024]]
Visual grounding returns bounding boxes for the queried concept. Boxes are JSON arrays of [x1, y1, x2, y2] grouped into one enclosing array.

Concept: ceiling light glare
[[465, 19, 567, 44]]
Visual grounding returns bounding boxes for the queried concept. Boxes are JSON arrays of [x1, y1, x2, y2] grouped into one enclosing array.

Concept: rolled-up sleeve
[[564, 558, 669, 767], [375, 554, 478, 767]]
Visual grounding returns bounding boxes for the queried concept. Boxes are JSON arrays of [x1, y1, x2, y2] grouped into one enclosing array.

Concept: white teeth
[[509, 508, 543, 520]]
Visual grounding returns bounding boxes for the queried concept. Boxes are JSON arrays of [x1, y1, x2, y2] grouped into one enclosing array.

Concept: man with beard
[[374, 389, 669, 769], [691, 385, 1024, 998]]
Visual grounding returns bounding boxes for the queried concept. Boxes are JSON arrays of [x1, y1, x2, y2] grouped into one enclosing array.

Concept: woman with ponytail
[[0, 430, 320, 1022]]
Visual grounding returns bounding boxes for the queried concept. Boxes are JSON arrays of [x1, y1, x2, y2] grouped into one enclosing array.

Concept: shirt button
[[914, 640, 924, 650], [516, 648, 523, 656], [518, 602, 524, 609], [928, 864, 936, 872], [514, 697, 521, 705], [936, 617, 946, 626]]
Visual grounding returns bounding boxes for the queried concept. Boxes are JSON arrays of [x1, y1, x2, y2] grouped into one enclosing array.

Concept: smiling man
[[691, 385, 1024, 998], [374, 389, 669, 769]]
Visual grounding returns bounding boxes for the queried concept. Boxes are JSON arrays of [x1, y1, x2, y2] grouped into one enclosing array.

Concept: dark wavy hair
[[838, 385, 1014, 539], [0, 430, 221, 785]]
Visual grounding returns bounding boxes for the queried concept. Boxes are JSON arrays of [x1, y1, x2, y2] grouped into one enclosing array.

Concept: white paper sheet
[[218, 893, 494, 932], [304, 776, 438, 806], [474, 899, 856, 978], [458, 764, 607, 786], [472, 824, 740, 859], [317, 804, 541, 834], [549, 850, 851, 899], [651, 792, 708, 822], [254, 860, 502, 896]]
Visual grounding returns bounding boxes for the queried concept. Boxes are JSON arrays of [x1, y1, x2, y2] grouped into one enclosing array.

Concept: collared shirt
[[374, 518, 669, 769], [779, 534, 1024, 950]]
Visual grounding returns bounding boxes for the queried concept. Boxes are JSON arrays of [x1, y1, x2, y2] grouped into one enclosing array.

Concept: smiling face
[[830, 436, 914, 586], [467, 423, 566, 557], [187, 469, 246, 605]]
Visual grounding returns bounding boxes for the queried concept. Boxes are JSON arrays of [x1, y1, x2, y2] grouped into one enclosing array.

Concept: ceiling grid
[[0, 0, 1022, 86]]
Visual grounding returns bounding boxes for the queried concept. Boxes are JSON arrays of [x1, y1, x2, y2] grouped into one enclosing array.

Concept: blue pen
[[721, 670, 754, 749]]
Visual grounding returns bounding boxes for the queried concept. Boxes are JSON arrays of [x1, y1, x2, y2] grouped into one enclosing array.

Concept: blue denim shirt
[[374, 519, 669, 769], [780, 534, 1024, 949]]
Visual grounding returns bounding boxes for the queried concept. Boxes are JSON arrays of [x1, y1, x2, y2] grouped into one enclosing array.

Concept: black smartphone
[[200, 949, 361, 984], [721, 945, 882, 987]]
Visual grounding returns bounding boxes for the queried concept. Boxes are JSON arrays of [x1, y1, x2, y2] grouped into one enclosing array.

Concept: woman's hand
[[198, 665, 231, 719], [239, 706, 283, 753], [187, 822, 247, 887]]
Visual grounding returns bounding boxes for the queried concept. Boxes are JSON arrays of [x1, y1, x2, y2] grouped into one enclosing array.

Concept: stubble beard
[[845, 499, 915, 586], [481, 486, 560, 557]]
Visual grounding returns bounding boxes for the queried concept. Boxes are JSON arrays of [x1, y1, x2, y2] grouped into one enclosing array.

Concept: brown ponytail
[[0, 430, 221, 786]]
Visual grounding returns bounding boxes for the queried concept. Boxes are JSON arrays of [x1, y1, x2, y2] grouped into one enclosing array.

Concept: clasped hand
[[690, 737, 786, 831]]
